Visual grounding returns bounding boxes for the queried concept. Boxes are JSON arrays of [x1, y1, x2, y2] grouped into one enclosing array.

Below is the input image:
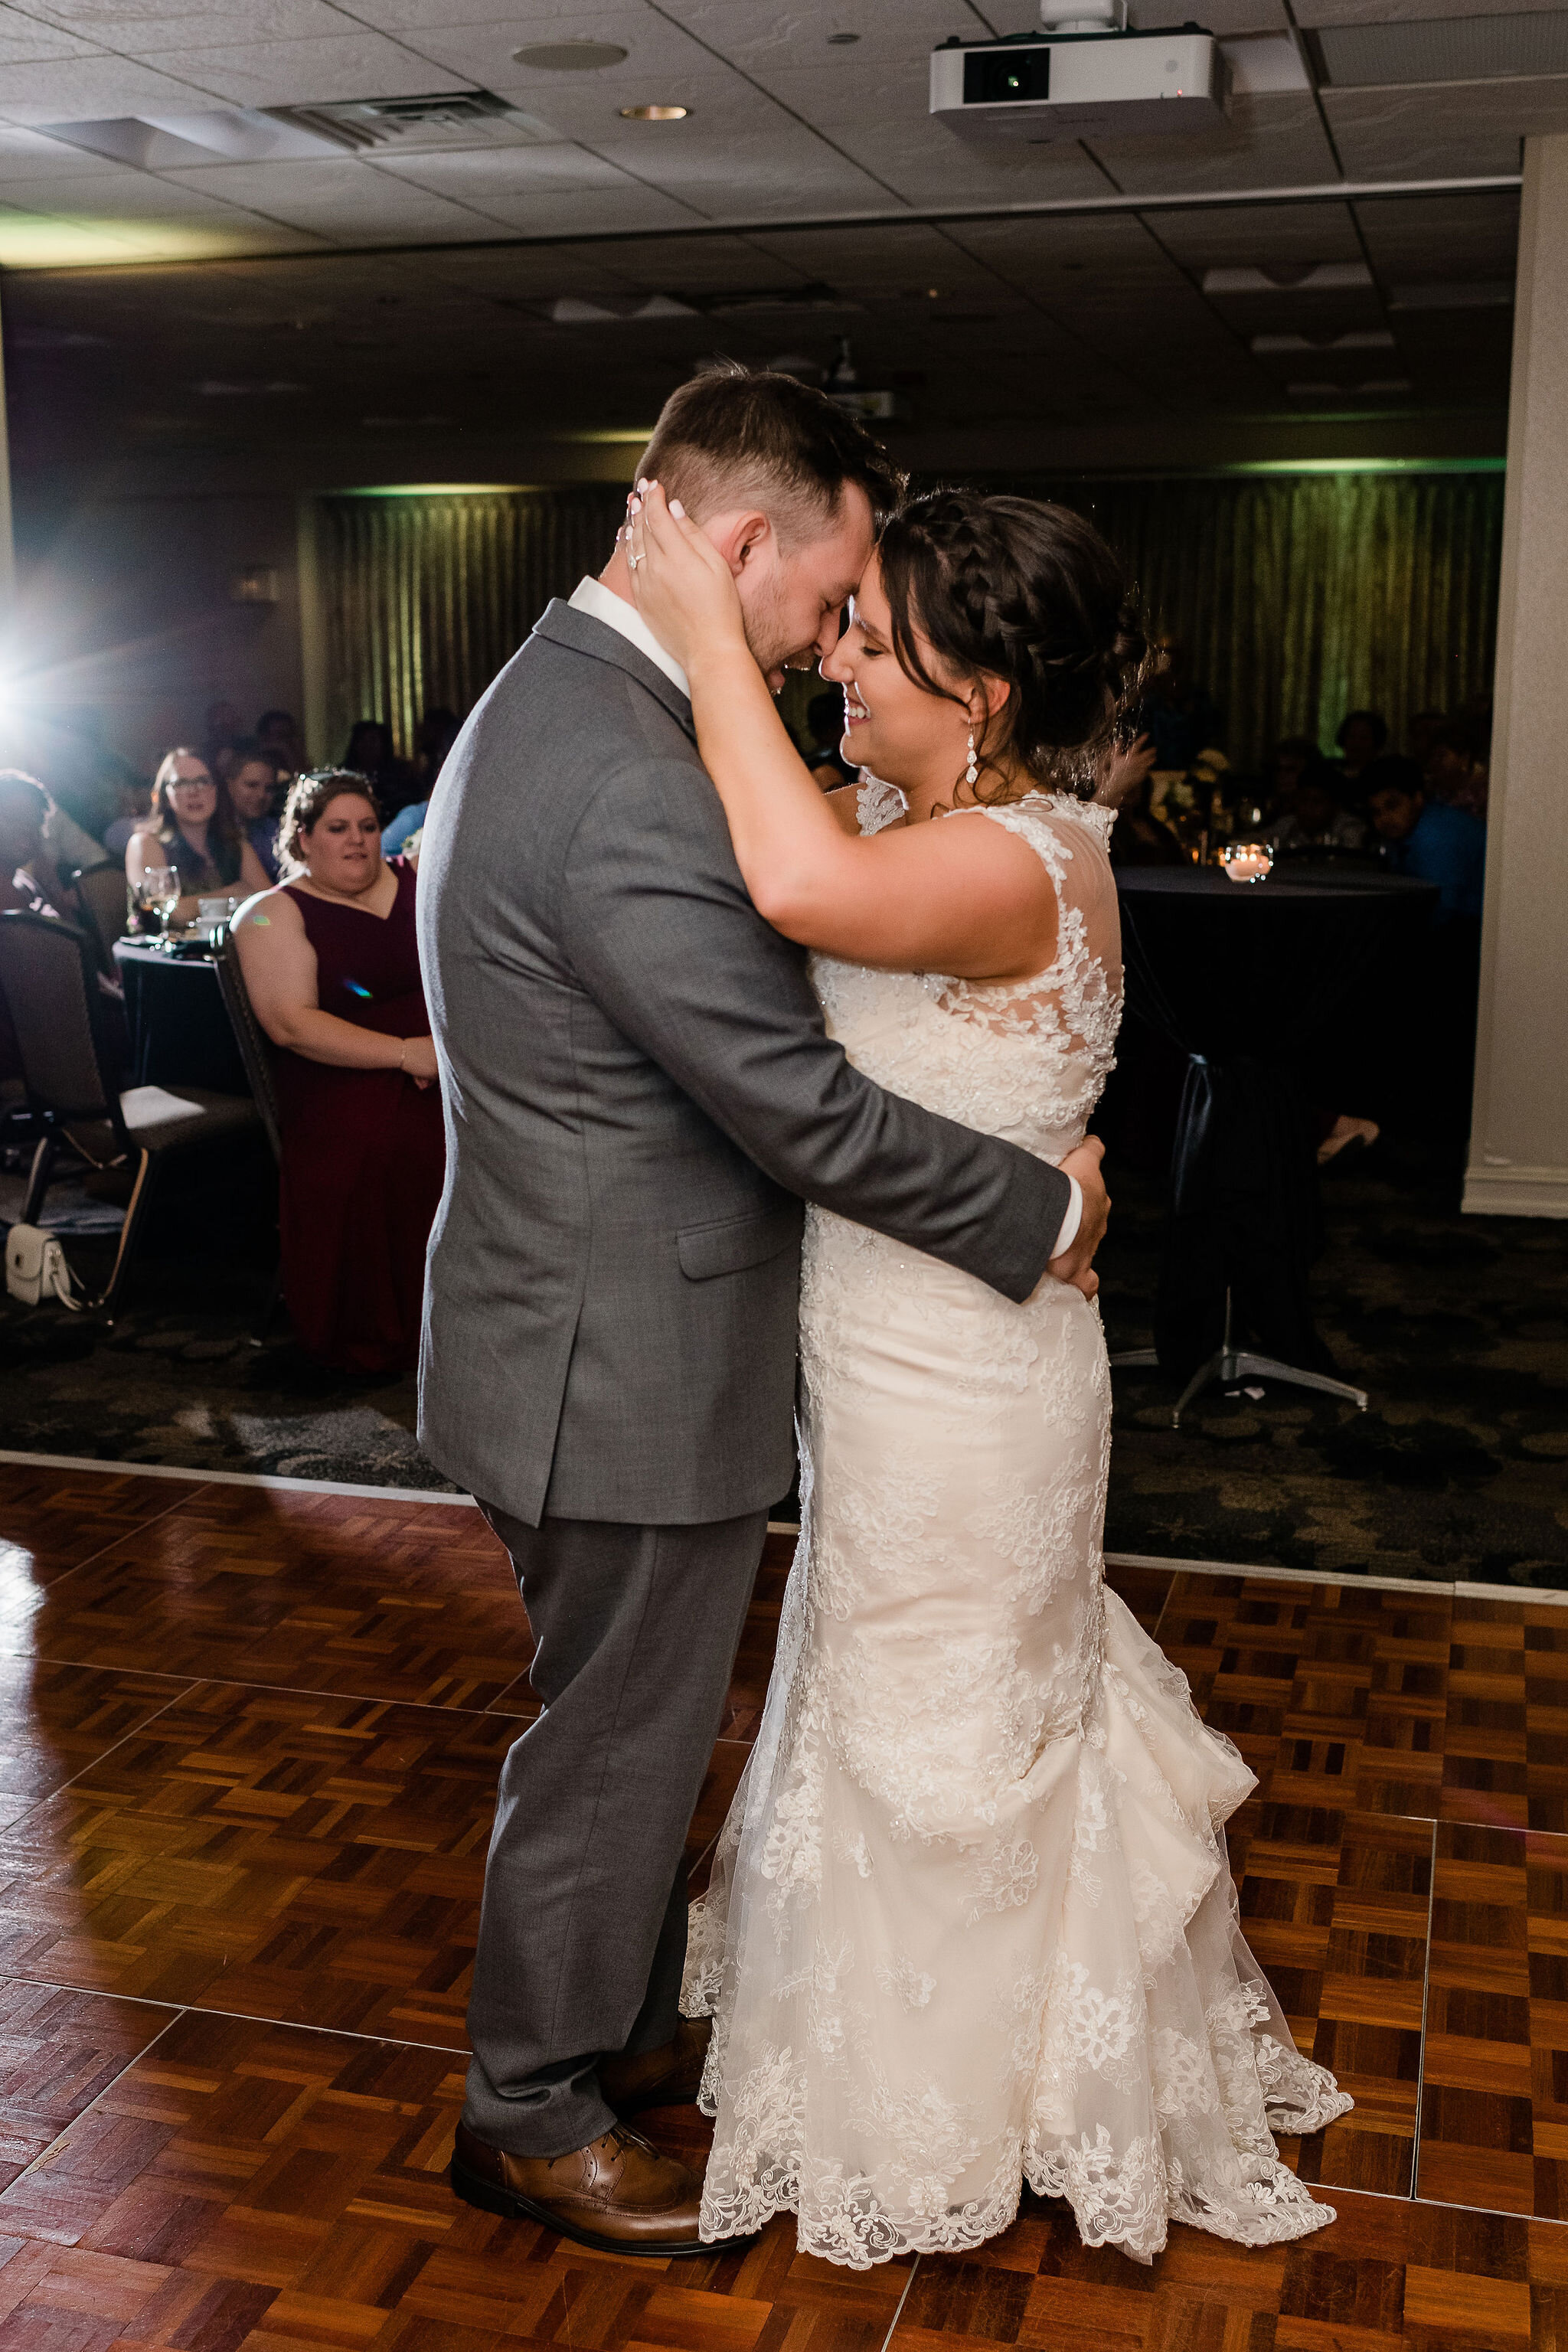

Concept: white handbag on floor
[[5, 1222, 79, 1307]]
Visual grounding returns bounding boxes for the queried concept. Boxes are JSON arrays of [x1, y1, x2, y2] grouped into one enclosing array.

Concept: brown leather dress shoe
[[599, 2016, 712, 2116], [450, 2118, 708, 2256]]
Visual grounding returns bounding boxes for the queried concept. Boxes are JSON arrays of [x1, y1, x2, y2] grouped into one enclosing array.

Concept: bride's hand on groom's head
[[626, 480, 748, 668], [1049, 1135, 1109, 1301]]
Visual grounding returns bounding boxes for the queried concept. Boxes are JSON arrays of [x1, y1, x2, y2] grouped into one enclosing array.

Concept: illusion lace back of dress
[[681, 789, 1351, 2269]]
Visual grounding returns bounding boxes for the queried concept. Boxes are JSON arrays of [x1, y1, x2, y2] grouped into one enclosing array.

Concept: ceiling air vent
[[1308, 11, 1568, 87], [267, 89, 551, 152]]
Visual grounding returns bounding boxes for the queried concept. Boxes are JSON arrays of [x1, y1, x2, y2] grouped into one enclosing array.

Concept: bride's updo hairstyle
[[875, 489, 1147, 802]]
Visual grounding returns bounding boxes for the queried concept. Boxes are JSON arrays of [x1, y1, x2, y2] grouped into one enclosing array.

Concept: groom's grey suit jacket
[[416, 598, 1072, 1530]]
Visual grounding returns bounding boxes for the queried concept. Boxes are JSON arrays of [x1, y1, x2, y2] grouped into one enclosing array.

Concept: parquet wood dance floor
[[0, 1457, 1563, 2348]]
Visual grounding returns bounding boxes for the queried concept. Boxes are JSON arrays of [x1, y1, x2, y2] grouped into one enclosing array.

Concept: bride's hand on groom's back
[[1049, 1135, 1109, 1301], [626, 481, 748, 671]]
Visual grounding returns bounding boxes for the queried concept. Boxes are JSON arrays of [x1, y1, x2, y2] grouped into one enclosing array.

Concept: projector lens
[[964, 47, 1050, 103]]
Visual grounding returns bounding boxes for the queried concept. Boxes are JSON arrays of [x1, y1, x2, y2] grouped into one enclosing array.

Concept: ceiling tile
[[0, 52, 215, 119], [825, 113, 1116, 208], [370, 140, 634, 201], [161, 155, 510, 240], [560, 231, 813, 291], [1354, 188, 1520, 282], [1086, 90, 1339, 194], [318, 0, 596, 24], [1129, 0, 1290, 27], [24, 0, 353, 44], [1150, 198, 1364, 268], [668, 0, 972, 72], [0, 5, 100, 64], [1295, 0, 1563, 24], [404, 6, 717, 94], [165, 31, 472, 109], [371, 155, 708, 235], [1322, 78, 1557, 178]]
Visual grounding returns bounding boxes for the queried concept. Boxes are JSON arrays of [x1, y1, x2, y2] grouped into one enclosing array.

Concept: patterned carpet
[[2, 1137, 1564, 1584], [1101, 1138, 1568, 1589]]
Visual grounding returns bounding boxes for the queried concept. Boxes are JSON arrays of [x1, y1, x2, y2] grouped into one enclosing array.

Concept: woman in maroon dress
[[233, 768, 444, 1373]]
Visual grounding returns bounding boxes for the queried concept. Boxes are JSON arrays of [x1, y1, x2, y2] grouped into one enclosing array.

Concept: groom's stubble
[[732, 492, 875, 691]]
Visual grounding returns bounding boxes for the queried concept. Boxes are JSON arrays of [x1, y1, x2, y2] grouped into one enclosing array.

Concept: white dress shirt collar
[[568, 574, 690, 700]]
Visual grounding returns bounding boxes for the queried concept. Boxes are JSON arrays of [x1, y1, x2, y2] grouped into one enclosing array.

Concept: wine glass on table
[[136, 864, 180, 944]]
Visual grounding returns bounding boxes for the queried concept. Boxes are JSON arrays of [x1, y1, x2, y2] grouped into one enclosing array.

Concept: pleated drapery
[[311, 486, 629, 760], [309, 470, 1504, 776], [1047, 469, 1505, 773]]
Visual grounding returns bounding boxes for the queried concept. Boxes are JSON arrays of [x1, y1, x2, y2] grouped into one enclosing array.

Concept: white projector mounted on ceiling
[[931, 0, 1230, 142]]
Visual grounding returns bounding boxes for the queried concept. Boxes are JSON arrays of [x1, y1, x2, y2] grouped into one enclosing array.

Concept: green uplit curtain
[[312, 487, 629, 760], [1045, 469, 1505, 773], [312, 472, 1504, 778]]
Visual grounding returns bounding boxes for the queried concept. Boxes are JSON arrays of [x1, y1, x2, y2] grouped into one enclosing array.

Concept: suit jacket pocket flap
[[677, 1204, 799, 1282]]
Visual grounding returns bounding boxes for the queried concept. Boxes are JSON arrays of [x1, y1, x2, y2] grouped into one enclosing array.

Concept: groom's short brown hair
[[635, 361, 904, 544]]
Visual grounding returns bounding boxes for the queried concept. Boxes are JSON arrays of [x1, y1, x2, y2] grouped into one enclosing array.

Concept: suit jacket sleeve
[[559, 746, 1073, 1306]]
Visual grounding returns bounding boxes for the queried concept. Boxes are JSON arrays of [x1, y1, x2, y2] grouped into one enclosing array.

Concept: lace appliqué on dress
[[681, 788, 1349, 2270]]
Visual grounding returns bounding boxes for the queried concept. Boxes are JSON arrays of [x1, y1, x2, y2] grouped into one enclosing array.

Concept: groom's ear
[[705, 508, 773, 580]]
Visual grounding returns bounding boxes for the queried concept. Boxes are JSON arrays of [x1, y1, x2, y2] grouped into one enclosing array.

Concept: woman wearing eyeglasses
[[125, 747, 269, 929]]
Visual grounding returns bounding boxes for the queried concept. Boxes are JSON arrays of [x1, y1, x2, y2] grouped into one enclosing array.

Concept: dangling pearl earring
[[965, 730, 979, 790]]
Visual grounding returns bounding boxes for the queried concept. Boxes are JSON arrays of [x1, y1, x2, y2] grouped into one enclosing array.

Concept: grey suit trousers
[[463, 1504, 768, 2158]]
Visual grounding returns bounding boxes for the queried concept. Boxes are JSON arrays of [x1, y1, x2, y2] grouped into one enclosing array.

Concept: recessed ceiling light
[[827, 31, 860, 42], [619, 103, 688, 119], [513, 40, 628, 69]]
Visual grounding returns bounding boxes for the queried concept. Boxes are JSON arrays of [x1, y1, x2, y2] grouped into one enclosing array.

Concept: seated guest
[[1406, 709, 1445, 766], [232, 769, 443, 1375], [224, 739, 285, 880], [381, 706, 463, 854], [203, 699, 243, 774], [1273, 766, 1367, 852], [256, 707, 307, 779], [381, 798, 429, 858], [1334, 707, 1389, 796], [414, 705, 461, 786], [1367, 755, 1486, 923], [1424, 718, 1489, 822], [0, 769, 76, 919], [1099, 730, 1184, 865], [126, 748, 269, 926], [342, 719, 416, 821], [1263, 733, 1321, 822], [102, 778, 152, 860], [1136, 635, 1221, 771], [0, 769, 128, 1082]]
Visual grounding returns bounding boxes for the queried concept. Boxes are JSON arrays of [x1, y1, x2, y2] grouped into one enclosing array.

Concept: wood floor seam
[[2, 1677, 202, 1827], [6, 1653, 537, 1720], [1408, 1818, 1439, 2203], [7, 2000, 190, 2192], [23, 1477, 215, 1598]]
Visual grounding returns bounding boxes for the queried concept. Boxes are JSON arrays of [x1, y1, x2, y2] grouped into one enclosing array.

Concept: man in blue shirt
[[1367, 760, 1486, 923]]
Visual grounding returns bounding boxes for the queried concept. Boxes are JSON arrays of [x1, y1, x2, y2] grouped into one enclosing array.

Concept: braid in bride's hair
[[875, 490, 1148, 802]]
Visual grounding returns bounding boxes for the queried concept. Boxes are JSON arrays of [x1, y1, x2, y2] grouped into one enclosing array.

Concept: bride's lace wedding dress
[[682, 785, 1350, 2269]]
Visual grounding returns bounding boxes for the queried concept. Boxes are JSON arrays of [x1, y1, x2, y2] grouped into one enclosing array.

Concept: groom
[[416, 365, 1109, 2255]]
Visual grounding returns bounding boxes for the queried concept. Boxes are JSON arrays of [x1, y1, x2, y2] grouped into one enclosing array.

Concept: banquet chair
[[214, 930, 286, 1341], [0, 909, 259, 1319], [70, 861, 130, 975]]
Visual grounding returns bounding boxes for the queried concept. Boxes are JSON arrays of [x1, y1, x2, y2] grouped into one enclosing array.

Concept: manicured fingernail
[[637, 477, 649, 491], [669, 498, 685, 518]]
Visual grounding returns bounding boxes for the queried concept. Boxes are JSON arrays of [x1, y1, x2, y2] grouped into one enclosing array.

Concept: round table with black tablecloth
[[1113, 864, 1439, 1396], [113, 938, 249, 1096]]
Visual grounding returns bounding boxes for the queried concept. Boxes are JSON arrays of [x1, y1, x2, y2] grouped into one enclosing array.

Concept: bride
[[625, 481, 1350, 2270]]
